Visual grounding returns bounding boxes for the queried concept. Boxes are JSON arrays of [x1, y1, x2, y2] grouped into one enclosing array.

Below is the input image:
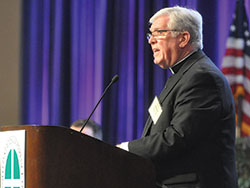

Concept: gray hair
[[71, 119, 102, 140], [149, 6, 203, 50]]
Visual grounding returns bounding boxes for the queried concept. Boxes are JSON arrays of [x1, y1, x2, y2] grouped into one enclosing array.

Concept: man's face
[[149, 16, 181, 69]]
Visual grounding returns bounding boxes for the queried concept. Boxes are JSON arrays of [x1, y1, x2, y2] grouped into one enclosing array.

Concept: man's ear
[[179, 31, 190, 48]]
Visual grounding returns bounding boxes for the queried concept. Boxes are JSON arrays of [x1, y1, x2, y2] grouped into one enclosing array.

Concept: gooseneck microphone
[[79, 75, 119, 133]]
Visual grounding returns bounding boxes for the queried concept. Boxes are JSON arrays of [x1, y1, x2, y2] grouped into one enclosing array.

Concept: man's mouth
[[153, 48, 160, 56], [152, 48, 159, 53]]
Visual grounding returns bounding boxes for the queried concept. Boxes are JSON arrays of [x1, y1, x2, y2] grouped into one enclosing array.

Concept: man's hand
[[116, 142, 129, 151]]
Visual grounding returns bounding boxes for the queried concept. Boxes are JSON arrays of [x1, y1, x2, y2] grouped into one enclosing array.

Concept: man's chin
[[154, 59, 160, 65], [154, 60, 167, 69]]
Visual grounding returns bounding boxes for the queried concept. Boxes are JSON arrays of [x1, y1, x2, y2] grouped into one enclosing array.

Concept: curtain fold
[[21, 0, 106, 127], [21, 0, 250, 145]]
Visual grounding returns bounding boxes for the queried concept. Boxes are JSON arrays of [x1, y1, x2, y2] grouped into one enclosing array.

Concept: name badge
[[148, 96, 163, 125]]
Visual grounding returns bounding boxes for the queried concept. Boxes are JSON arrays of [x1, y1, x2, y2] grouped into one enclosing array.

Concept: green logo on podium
[[4, 149, 21, 188], [0, 131, 25, 188]]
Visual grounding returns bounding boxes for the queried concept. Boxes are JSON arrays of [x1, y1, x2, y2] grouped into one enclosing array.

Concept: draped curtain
[[21, 0, 106, 126], [21, 0, 250, 144]]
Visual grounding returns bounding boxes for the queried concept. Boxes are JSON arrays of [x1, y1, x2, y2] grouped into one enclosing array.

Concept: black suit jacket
[[128, 50, 238, 188]]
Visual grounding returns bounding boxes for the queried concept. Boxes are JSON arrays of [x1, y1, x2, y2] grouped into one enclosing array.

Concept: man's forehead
[[149, 15, 169, 31]]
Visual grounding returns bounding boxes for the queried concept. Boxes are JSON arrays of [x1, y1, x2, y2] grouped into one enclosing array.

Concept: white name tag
[[148, 96, 163, 124]]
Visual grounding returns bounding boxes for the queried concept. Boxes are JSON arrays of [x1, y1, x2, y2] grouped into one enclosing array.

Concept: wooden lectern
[[0, 125, 155, 188]]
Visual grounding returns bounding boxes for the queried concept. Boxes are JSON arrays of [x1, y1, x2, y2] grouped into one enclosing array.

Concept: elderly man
[[117, 6, 237, 188]]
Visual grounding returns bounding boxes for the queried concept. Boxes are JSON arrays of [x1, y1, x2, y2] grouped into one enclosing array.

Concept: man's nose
[[148, 36, 156, 45]]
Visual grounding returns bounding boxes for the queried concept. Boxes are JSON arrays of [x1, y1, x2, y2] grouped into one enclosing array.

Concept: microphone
[[79, 75, 119, 133]]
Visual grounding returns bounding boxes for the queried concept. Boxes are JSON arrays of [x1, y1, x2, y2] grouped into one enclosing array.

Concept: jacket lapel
[[142, 117, 153, 137], [141, 50, 205, 137], [159, 50, 205, 104]]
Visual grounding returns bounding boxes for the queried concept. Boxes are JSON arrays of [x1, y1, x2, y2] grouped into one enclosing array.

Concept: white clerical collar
[[169, 50, 197, 74]]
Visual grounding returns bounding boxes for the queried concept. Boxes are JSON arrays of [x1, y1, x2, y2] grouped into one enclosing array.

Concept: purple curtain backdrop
[[21, 0, 250, 144]]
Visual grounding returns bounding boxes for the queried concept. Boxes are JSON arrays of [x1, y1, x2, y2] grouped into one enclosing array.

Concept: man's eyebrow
[[150, 27, 166, 32], [149, 27, 160, 32]]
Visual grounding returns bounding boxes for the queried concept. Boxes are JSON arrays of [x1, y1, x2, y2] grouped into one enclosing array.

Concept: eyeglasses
[[146, 29, 179, 41]]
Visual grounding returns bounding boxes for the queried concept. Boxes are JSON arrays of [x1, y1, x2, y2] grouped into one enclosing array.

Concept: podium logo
[[3, 149, 21, 188], [1, 136, 25, 188]]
